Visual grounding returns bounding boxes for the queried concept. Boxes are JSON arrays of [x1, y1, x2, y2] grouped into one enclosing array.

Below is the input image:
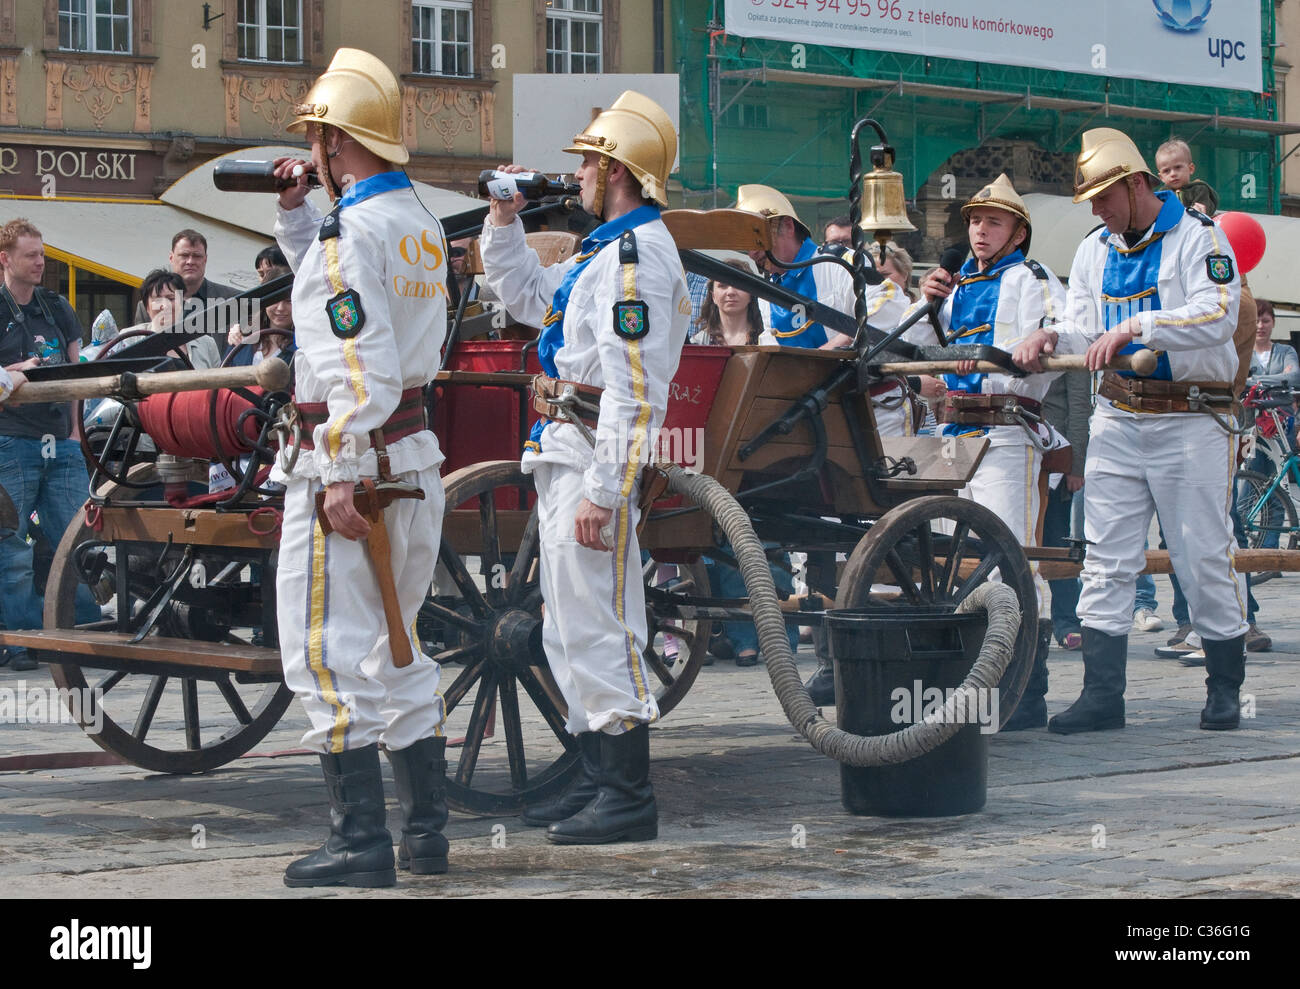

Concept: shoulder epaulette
[[1185, 207, 1215, 227], [1023, 258, 1049, 280], [318, 205, 342, 242], [618, 229, 638, 265]]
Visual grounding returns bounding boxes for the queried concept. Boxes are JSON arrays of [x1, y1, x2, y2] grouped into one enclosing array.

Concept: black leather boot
[[804, 664, 835, 706], [1048, 628, 1127, 735], [283, 743, 396, 888], [386, 736, 449, 874], [546, 724, 657, 845], [1200, 634, 1246, 731], [1003, 619, 1052, 732], [521, 732, 600, 827]]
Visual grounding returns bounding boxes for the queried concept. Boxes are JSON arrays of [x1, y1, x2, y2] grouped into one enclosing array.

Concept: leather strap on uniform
[[1098, 371, 1233, 414], [296, 386, 426, 451], [939, 392, 1042, 426], [531, 373, 603, 427]]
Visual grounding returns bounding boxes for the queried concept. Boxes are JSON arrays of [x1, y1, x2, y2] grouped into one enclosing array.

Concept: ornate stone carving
[[44, 62, 146, 132], [133, 63, 153, 133], [44, 60, 66, 129], [403, 85, 493, 154], [223, 72, 311, 138], [0, 56, 16, 127]]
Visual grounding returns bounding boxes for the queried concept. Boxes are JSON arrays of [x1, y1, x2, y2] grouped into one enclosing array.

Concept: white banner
[[723, 0, 1263, 93]]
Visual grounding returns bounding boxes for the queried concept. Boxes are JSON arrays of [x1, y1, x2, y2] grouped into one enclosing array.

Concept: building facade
[[0, 0, 670, 329], [673, 0, 1297, 258]]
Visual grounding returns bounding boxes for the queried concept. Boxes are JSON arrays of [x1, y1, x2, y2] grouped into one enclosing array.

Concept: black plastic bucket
[[825, 605, 992, 817]]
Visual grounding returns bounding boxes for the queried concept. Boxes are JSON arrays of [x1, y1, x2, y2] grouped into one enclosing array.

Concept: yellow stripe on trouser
[[615, 261, 652, 718], [321, 237, 369, 459], [1224, 425, 1247, 621], [308, 513, 350, 753]]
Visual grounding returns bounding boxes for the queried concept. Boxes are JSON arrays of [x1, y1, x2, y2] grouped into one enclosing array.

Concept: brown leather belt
[[1097, 372, 1234, 414], [296, 386, 427, 451], [938, 392, 1041, 427], [532, 374, 603, 428]]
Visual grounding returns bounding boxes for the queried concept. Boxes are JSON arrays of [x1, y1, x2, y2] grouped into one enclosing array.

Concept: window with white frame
[[238, 0, 303, 63], [59, 0, 132, 54], [546, 0, 602, 74], [412, 1, 473, 77]]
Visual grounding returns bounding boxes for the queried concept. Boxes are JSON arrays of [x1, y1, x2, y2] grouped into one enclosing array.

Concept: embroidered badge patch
[[326, 289, 365, 338], [1206, 254, 1235, 284], [613, 299, 650, 340]]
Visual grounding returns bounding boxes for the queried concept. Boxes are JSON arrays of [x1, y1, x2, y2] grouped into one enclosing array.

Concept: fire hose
[[663, 463, 1021, 767]]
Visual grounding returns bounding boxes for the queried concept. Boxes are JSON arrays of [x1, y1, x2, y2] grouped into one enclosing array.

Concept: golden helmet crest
[[735, 184, 810, 240], [962, 173, 1032, 250], [1072, 127, 1154, 203], [564, 91, 676, 206], [289, 48, 408, 165], [962, 173, 1030, 226]]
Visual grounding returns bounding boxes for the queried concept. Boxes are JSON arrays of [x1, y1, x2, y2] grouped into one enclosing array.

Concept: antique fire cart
[[0, 122, 1102, 813]]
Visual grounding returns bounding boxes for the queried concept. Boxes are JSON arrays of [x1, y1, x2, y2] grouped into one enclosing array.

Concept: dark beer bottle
[[213, 159, 322, 193], [477, 169, 579, 201]]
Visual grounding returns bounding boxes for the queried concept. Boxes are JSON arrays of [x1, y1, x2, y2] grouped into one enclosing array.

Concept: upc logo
[[1152, 0, 1211, 33]]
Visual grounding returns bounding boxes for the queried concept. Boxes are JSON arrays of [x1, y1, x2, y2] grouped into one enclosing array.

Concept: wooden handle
[[365, 517, 415, 669], [1037, 548, 1300, 580], [874, 351, 1159, 377], [5, 358, 291, 405]]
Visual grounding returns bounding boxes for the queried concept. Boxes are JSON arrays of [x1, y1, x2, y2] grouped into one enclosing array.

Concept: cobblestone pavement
[[2, 573, 1297, 899]]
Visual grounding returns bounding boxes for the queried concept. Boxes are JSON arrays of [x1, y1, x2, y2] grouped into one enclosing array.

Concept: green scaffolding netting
[[672, 0, 1281, 219]]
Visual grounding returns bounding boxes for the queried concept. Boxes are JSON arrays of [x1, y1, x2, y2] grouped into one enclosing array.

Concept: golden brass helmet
[[289, 48, 408, 165], [962, 172, 1032, 251], [565, 91, 677, 207], [735, 184, 810, 242], [857, 142, 915, 241], [1072, 127, 1154, 204]]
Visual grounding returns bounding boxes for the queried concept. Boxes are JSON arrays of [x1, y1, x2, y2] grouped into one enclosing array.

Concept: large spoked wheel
[[835, 496, 1038, 727], [424, 460, 711, 816], [40, 495, 294, 774], [1235, 468, 1299, 558]]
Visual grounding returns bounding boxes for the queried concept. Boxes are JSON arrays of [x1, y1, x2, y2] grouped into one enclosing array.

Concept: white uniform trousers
[[872, 388, 912, 438], [1078, 413, 1248, 640], [958, 438, 1046, 611], [532, 461, 659, 736], [276, 466, 446, 753]]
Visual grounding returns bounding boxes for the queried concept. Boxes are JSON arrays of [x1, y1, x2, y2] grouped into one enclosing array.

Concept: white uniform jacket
[[479, 209, 690, 509], [1053, 192, 1242, 416], [758, 246, 910, 347], [273, 174, 447, 484], [902, 252, 1068, 440]]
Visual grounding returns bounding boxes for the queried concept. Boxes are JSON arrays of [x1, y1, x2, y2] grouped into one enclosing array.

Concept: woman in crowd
[[227, 264, 296, 365], [127, 268, 222, 368], [692, 261, 801, 666], [692, 259, 764, 346]]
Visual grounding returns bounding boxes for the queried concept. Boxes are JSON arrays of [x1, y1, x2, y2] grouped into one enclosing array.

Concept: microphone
[[929, 244, 968, 346]]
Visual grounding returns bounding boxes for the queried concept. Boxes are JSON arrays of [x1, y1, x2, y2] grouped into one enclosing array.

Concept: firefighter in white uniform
[[906, 174, 1067, 730], [735, 184, 912, 433], [734, 186, 912, 707], [480, 92, 687, 844], [1015, 127, 1248, 734], [271, 49, 450, 887]]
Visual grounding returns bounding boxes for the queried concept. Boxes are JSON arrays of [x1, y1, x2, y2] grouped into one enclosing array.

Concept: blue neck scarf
[[768, 238, 828, 348], [1100, 190, 1183, 381], [528, 204, 662, 449], [338, 170, 411, 209], [939, 250, 1024, 437]]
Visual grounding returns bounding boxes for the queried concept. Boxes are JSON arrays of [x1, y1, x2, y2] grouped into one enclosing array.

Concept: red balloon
[[1214, 211, 1266, 274]]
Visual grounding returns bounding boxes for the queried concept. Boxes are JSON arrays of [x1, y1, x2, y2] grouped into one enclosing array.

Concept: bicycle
[[1235, 380, 1300, 578]]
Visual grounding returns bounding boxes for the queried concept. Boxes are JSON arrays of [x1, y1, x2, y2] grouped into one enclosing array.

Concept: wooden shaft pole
[[5, 358, 290, 405]]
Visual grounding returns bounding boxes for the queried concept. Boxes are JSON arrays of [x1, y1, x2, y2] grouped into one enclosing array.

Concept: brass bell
[[857, 142, 915, 243]]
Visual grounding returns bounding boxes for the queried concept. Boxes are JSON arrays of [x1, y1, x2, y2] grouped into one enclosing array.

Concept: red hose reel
[[137, 387, 263, 460]]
